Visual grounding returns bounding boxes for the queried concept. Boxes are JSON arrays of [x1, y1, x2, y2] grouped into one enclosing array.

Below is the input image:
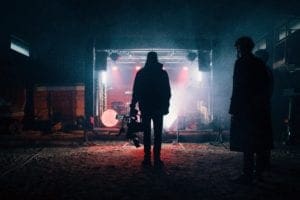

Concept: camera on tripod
[[116, 109, 143, 148]]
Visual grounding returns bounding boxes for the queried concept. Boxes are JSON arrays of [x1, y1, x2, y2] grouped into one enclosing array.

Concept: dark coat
[[131, 62, 171, 115], [229, 54, 273, 152]]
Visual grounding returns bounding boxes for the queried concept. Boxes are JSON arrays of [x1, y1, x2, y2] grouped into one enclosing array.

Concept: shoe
[[154, 159, 164, 169], [232, 174, 254, 185]]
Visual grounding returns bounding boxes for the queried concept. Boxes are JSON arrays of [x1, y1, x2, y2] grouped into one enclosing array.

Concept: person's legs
[[233, 152, 254, 184], [153, 114, 163, 167], [255, 150, 271, 179], [243, 152, 254, 180], [255, 151, 265, 180], [265, 150, 271, 170], [142, 114, 152, 165]]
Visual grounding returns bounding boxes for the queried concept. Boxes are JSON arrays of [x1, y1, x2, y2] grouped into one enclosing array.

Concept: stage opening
[[95, 49, 213, 132]]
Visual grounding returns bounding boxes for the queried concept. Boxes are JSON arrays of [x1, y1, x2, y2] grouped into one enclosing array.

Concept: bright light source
[[101, 109, 118, 127], [197, 71, 202, 82], [112, 66, 118, 71], [101, 71, 107, 84], [183, 66, 189, 71], [164, 86, 183, 129], [164, 110, 178, 129], [135, 65, 141, 70]]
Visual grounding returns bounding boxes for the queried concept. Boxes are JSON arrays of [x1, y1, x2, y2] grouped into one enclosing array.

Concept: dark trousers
[[243, 151, 271, 177], [142, 113, 163, 161]]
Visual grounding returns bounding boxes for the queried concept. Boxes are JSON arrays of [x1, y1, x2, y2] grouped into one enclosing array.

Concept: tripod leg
[[219, 128, 223, 143]]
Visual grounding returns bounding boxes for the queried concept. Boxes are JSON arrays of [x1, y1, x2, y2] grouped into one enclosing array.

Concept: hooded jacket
[[131, 62, 171, 115]]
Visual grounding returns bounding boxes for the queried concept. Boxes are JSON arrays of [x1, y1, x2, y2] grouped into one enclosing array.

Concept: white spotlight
[[135, 65, 141, 71], [197, 71, 202, 82], [101, 71, 107, 84], [112, 66, 118, 71]]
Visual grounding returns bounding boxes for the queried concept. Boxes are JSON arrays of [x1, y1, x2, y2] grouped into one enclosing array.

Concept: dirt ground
[[0, 132, 300, 200]]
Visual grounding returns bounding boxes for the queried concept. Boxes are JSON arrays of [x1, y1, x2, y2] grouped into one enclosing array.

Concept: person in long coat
[[229, 37, 273, 183], [130, 51, 171, 168], [254, 49, 274, 171]]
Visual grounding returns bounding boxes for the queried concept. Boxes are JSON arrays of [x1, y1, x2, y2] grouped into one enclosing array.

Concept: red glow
[[101, 109, 118, 127], [111, 66, 122, 87], [177, 67, 189, 86], [131, 66, 139, 86]]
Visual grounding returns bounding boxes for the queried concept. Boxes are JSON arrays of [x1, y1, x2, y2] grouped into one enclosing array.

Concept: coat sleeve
[[130, 71, 141, 109], [163, 71, 171, 100], [161, 71, 171, 114], [229, 60, 250, 115]]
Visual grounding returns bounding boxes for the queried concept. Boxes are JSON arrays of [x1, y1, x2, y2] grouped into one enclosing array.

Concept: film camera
[[116, 109, 143, 148]]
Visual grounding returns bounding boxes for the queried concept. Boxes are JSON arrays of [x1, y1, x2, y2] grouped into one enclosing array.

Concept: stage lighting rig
[[187, 51, 197, 61], [109, 52, 120, 61]]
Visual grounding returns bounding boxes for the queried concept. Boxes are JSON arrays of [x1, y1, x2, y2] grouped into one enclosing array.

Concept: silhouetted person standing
[[254, 49, 274, 172], [130, 52, 171, 168], [229, 37, 273, 184]]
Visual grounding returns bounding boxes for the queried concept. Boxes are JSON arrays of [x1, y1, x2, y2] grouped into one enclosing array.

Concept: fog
[[2, 0, 300, 129]]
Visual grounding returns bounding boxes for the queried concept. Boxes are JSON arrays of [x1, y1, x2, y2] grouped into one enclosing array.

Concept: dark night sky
[[1, 0, 300, 85]]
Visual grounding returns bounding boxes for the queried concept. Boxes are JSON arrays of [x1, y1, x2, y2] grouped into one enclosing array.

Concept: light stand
[[209, 116, 228, 148]]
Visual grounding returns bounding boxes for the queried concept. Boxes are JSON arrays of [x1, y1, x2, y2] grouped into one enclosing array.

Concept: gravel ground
[[0, 141, 300, 200]]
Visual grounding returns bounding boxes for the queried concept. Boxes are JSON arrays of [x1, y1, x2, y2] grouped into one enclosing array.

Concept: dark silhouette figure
[[254, 49, 274, 172], [254, 49, 273, 96], [229, 37, 273, 184], [130, 51, 171, 168]]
